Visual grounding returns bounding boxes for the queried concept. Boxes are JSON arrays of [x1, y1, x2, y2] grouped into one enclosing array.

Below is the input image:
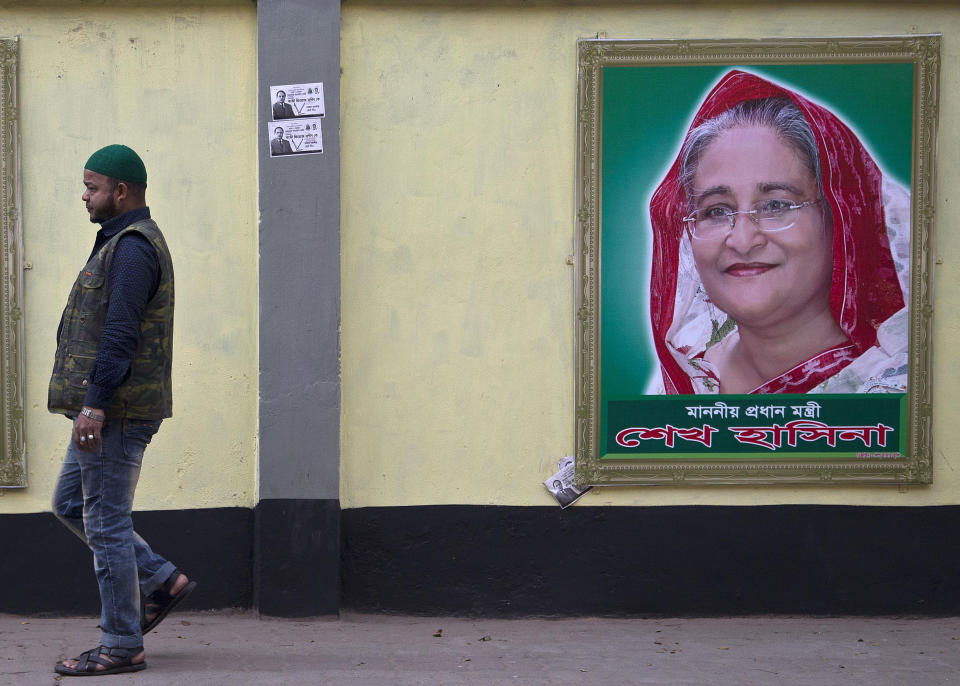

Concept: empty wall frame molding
[[0, 37, 26, 488]]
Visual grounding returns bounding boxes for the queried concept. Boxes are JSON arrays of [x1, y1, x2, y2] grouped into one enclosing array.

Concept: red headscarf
[[649, 70, 905, 394]]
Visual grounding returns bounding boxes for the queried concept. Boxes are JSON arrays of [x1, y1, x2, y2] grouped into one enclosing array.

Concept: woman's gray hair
[[679, 97, 823, 207]]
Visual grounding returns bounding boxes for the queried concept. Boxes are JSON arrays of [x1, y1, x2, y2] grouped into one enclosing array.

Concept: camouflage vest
[[47, 219, 174, 419]]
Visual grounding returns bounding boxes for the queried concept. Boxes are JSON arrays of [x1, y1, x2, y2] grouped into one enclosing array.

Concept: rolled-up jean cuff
[[141, 561, 176, 596], [100, 631, 143, 650]]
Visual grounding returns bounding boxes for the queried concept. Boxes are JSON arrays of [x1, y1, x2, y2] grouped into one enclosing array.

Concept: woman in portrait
[[648, 70, 910, 395]]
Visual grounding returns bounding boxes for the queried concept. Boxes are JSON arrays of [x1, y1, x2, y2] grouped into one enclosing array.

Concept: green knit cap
[[84, 144, 147, 184]]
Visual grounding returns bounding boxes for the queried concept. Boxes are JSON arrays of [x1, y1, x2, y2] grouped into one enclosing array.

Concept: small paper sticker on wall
[[545, 456, 591, 508], [270, 83, 325, 119], [268, 118, 323, 157]]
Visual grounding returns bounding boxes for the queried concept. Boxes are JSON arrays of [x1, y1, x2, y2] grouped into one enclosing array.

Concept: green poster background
[[607, 393, 907, 459], [599, 63, 914, 456]]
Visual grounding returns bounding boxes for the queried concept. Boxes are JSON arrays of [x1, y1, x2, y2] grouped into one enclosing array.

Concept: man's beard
[[88, 197, 117, 224]]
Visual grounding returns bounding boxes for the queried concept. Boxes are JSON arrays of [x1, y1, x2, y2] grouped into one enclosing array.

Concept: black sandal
[[54, 645, 146, 676], [142, 568, 197, 634]]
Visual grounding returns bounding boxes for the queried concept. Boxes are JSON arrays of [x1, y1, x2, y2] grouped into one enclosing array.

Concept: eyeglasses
[[682, 199, 821, 240]]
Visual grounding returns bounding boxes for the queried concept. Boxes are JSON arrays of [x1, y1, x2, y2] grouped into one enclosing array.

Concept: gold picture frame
[[575, 36, 939, 486], [0, 37, 26, 488]]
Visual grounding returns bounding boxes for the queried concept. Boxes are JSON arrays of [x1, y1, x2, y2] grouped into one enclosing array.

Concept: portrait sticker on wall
[[270, 83, 325, 120], [574, 36, 940, 486], [268, 118, 323, 157]]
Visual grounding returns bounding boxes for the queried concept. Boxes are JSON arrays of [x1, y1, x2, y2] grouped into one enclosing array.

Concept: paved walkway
[[0, 611, 957, 685]]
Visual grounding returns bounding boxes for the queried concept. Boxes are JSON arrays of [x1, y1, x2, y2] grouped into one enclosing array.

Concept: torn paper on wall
[[544, 455, 591, 508]]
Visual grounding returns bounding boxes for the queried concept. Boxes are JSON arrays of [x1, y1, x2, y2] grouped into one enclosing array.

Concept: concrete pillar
[[256, 0, 341, 616]]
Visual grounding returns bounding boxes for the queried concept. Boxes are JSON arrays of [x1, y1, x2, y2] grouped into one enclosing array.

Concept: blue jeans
[[52, 418, 176, 649]]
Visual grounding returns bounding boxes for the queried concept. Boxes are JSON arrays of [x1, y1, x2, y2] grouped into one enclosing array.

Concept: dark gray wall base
[[0, 500, 342, 618], [341, 504, 960, 617], [254, 498, 340, 617], [6, 504, 957, 617], [0, 508, 252, 615]]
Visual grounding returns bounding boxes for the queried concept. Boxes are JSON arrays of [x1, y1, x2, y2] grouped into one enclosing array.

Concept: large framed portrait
[[0, 37, 25, 488], [574, 36, 939, 485]]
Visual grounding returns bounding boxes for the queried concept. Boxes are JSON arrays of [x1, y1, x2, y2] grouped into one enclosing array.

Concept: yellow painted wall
[[340, 2, 960, 508], [0, 1, 259, 513]]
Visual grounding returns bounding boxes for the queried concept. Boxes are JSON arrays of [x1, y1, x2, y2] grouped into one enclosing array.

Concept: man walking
[[50, 145, 195, 676]]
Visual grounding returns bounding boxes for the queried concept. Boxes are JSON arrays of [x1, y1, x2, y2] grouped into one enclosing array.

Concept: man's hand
[[73, 406, 105, 453]]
